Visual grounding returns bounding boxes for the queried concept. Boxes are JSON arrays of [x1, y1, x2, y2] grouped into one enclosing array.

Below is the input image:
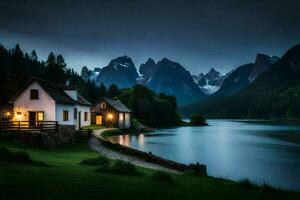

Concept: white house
[[9, 78, 92, 130]]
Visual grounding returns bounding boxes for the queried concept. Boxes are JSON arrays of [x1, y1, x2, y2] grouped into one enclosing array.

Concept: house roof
[[9, 77, 92, 106], [92, 97, 131, 112], [77, 93, 92, 106]]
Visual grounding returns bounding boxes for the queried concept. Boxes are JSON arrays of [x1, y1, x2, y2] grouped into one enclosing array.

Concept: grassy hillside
[[0, 139, 299, 200]]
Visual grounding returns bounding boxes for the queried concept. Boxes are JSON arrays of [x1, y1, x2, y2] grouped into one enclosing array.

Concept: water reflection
[[137, 134, 144, 147], [106, 120, 300, 190]]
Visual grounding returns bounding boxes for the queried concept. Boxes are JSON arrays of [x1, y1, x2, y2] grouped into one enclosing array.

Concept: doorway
[[29, 112, 36, 126], [96, 115, 102, 125], [28, 111, 44, 126]]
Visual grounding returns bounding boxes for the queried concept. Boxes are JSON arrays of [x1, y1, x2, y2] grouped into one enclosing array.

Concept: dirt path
[[89, 129, 178, 173]]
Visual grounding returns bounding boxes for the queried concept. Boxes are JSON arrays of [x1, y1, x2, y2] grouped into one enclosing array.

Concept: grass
[[238, 179, 259, 190], [81, 125, 106, 130], [0, 146, 47, 167], [238, 179, 285, 194], [0, 139, 299, 200], [151, 171, 173, 183], [95, 160, 140, 175], [261, 183, 285, 194], [101, 128, 123, 137], [81, 155, 140, 175], [80, 155, 109, 166]]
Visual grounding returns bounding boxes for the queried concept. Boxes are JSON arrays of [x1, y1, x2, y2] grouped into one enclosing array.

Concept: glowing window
[[37, 112, 44, 121]]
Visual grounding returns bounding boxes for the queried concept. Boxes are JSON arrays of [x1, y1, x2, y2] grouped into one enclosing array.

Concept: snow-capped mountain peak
[[192, 68, 226, 95]]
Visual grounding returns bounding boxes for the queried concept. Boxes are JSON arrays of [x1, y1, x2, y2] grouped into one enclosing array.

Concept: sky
[[1, 0, 300, 74]]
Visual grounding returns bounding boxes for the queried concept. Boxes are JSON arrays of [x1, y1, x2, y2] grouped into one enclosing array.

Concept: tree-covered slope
[[183, 44, 300, 119]]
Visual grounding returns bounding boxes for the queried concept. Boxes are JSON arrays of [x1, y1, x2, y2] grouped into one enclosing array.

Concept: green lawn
[[81, 125, 106, 130], [0, 140, 299, 200]]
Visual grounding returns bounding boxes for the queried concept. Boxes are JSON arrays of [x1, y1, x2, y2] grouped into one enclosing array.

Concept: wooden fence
[[77, 128, 92, 138], [0, 121, 58, 132]]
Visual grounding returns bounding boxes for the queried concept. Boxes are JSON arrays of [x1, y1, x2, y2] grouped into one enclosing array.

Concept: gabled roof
[[9, 77, 92, 106], [77, 93, 92, 106], [92, 97, 131, 112]]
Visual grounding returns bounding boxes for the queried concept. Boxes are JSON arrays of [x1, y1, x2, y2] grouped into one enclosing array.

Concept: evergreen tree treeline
[[0, 43, 103, 104]]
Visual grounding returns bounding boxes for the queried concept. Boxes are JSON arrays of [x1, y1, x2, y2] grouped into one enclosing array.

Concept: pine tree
[[45, 52, 56, 81], [11, 44, 26, 89], [57, 55, 66, 69], [30, 50, 38, 61], [108, 84, 120, 98], [99, 83, 107, 98]]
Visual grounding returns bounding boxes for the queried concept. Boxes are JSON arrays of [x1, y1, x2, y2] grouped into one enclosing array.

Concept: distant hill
[[182, 44, 300, 119]]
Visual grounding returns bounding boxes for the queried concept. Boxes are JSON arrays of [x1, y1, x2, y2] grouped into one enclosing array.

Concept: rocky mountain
[[192, 68, 226, 95], [142, 58, 206, 105], [182, 44, 300, 119], [213, 63, 254, 97], [213, 53, 277, 97], [249, 54, 279, 82], [138, 58, 158, 84], [94, 56, 139, 88], [81, 66, 101, 81], [84, 56, 206, 106]]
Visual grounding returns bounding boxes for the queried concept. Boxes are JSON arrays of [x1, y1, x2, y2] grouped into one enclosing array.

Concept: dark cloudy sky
[[1, 0, 300, 74]]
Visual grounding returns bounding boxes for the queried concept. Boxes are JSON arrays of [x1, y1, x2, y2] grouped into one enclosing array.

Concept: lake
[[106, 120, 300, 190]]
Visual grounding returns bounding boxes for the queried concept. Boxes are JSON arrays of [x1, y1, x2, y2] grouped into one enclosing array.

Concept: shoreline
[[91, 128, 207, 175]]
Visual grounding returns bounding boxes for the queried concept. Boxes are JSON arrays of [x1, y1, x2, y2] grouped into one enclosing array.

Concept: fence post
[[55, 121, 58, 132], [41, 121, 43, 132], [18, 121, 20, 134]]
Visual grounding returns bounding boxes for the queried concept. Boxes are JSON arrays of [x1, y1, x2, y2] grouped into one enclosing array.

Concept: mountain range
[[82, 57, 206, 105], [81, 52, 279, 107], [182, 45, 300, 119]]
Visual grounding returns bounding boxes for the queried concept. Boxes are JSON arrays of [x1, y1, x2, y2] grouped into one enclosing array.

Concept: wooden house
[[91, 97, 131, 128], [9, 78, 92, 130]]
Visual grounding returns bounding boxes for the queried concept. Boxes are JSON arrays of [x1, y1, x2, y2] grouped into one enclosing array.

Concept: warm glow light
[[37, 112, 44, 121], [107, 113, 113, 120], [16, 112, 22, 121], [6, 112, 10, 116]]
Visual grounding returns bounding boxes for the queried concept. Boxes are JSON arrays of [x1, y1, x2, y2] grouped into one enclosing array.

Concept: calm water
[[107, 120, 300, 190]]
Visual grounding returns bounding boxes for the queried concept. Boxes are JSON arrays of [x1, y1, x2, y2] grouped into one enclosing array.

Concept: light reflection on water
[[107, 120, 300, 190]]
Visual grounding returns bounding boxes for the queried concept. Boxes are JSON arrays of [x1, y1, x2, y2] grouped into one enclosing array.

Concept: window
[[63, 111, 69, 121], [37, 112, 44, 121], [100, 102, 106, 109], [30, 89, 39, 100], [84, 112, 88, 121], [74, 108, 77, 119], [16, 112, 22, 120]]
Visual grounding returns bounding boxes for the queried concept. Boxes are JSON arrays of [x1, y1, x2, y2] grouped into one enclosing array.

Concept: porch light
[[107, 113, 113, 120], [6, 112, 10, 116]]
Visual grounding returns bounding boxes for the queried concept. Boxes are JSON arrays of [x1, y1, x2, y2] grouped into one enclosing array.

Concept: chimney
[[66, 79, 70, 87]]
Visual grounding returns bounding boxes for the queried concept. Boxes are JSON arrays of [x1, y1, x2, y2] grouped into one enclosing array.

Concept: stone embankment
[[90, 128, 207, 175]]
